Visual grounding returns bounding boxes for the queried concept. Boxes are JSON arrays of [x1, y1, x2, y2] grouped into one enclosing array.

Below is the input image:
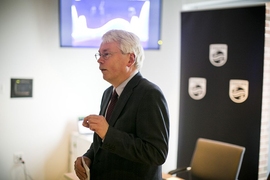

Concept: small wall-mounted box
[[11, 78, 33, 98]]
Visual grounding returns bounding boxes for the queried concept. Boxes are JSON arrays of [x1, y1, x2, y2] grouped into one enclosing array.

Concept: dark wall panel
[[178, 5, 265, 179]]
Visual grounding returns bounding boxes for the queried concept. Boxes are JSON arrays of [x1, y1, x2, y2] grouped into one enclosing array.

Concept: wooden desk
[[162, 173, 184, 180], [64, 172, 183, 180]]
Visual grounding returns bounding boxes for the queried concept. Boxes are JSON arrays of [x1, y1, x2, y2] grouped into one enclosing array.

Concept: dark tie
[[106, 90, 118, 121]]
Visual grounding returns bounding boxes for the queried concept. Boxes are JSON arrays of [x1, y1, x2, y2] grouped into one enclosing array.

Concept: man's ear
[[127, 53, 135, 67]]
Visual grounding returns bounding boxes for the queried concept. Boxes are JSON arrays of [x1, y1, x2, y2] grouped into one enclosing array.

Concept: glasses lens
[[95, 53, 100, 60]]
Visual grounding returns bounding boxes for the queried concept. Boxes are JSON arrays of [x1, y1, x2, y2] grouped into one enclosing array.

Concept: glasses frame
[[95, 52, 119, 60]]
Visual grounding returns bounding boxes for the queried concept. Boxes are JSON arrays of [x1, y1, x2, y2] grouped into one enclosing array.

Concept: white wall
[[0, 0, 182, 179]]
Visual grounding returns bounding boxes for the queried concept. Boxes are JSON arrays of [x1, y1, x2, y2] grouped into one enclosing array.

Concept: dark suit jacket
[[84, 72, 170, 180]]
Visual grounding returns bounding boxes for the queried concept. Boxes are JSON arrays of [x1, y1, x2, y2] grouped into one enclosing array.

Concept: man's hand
[[74, 156, 91, 180], [83, 115, 109, 139]]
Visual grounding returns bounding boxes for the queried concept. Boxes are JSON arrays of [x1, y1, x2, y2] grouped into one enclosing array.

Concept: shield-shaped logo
[[209, 44, 228, 67], [189, 77, 207, 100], [229, 80, 249, 103]]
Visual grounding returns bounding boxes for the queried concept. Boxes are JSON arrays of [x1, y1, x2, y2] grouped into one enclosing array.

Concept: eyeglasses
[[95, 52, 118, 60]]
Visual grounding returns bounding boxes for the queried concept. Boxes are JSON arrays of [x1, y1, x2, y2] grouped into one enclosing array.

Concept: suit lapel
[[100, 87, 113, 117], [109, 72, 143, 126]]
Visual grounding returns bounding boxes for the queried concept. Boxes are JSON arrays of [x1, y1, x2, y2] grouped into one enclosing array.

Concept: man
[[74, 29, 170, 180]]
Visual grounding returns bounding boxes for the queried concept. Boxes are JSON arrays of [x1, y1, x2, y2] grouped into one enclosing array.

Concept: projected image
[[60, 0, 161, 49]]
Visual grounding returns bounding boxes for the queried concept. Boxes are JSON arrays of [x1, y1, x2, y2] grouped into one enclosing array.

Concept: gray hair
[[101, 29, 145, 70]]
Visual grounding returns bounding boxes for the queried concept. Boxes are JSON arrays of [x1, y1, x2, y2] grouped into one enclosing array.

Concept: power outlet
[[13, 152, 23, 164]]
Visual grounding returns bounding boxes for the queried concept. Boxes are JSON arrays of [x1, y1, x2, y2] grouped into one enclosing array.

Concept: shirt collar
[[115, 70, 138, 97]]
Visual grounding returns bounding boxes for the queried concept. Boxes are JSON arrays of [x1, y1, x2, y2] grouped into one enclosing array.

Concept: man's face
[[97, 41, 132, 87]]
